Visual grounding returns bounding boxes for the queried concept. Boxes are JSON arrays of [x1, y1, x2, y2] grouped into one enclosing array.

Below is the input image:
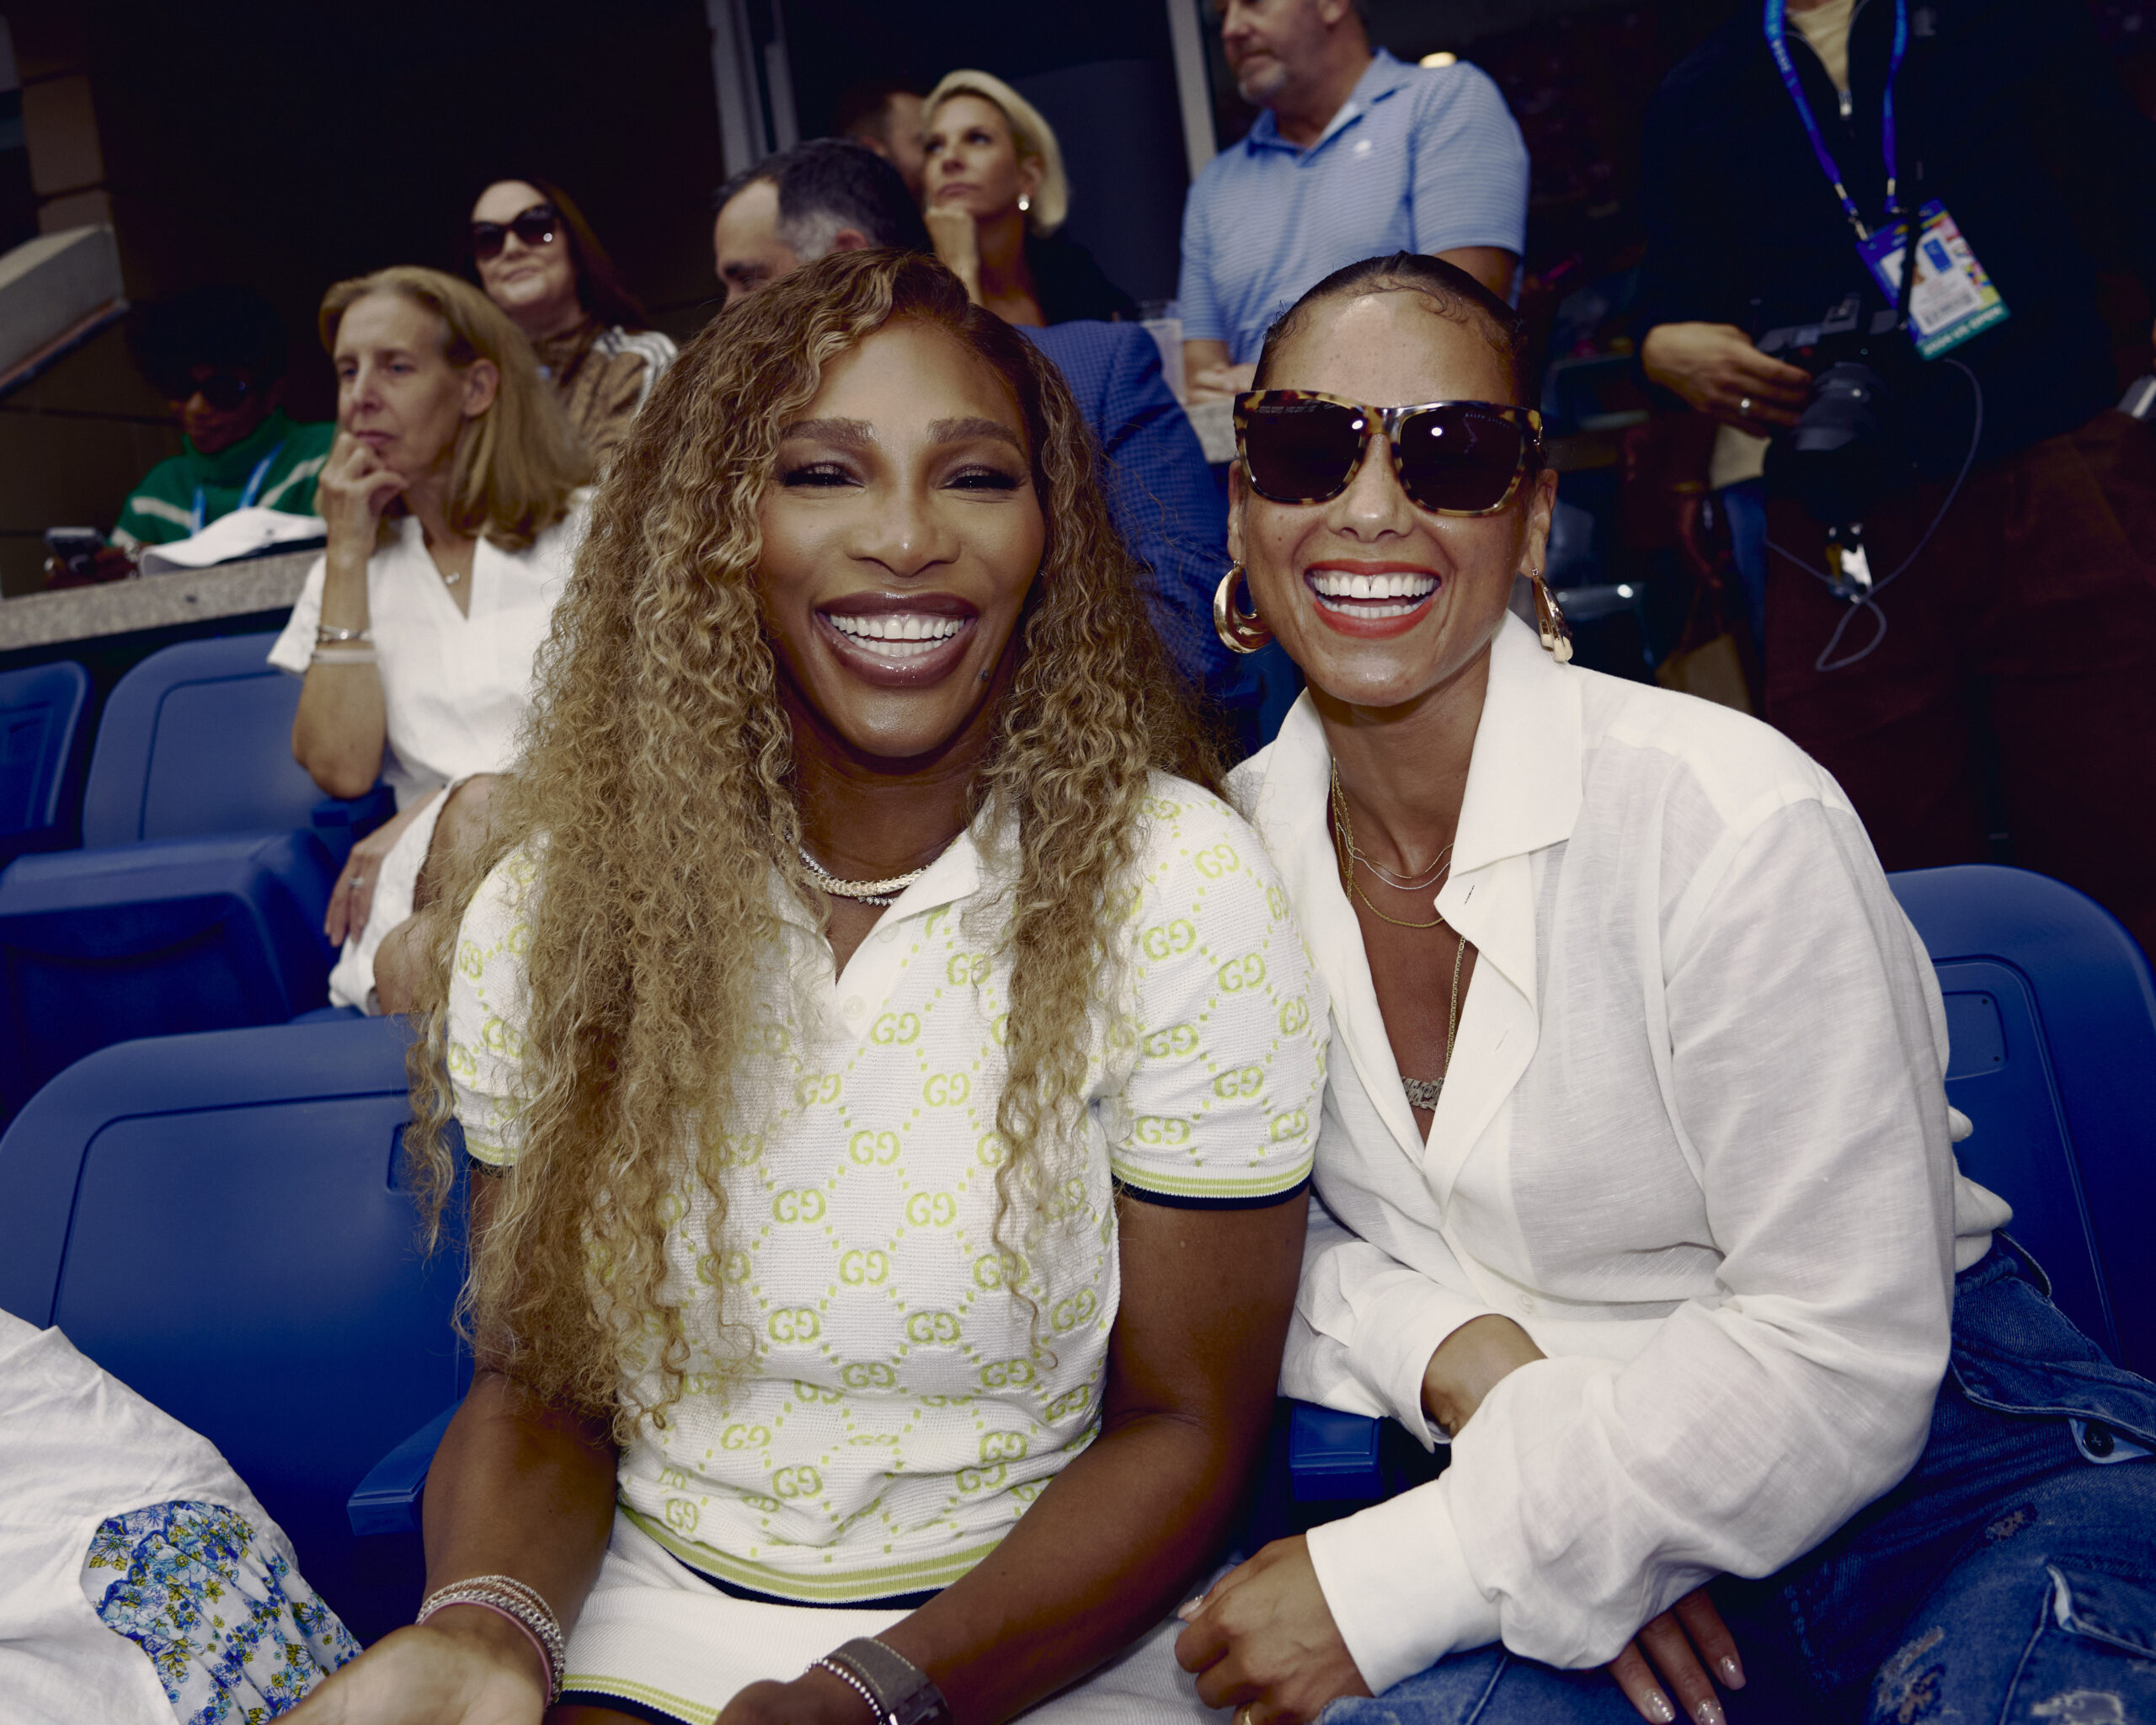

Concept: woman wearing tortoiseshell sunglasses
[[1175, 251, 2156, 1725]]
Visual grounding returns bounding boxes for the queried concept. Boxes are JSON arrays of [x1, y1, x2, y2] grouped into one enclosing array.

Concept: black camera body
[[1758, 294, 1914, 529]]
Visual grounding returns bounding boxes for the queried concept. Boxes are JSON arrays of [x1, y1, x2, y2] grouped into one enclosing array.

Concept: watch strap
[[819, 1636, 952, 1725]]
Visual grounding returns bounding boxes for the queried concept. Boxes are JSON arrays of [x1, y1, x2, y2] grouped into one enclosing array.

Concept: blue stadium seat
[[80, 632, 392, 858], [0, 1017, 467, 1643], [0, 830, 339, 1116], [1285, 862, 2156, 1502], [0, 633, 402, 1117], [0, 660, 89, 865], [1890, 864, 2156, 1377]]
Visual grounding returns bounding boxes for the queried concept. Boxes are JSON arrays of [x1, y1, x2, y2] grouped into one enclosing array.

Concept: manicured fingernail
[[1177, 1597, 1204, 1621], [1718, 1655, 1746, 1690], [1642, 1691, 1675, 1724], [1694, 1701, 1725, 1725]]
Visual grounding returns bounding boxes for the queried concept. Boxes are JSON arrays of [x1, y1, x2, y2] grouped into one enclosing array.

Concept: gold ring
[[1237, 1707, 1257, 1725]]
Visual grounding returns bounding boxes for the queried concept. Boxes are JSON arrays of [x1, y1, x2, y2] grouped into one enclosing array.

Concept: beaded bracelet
[[815, 1655, 886, 1721], [417, 1574, 564, 1703]]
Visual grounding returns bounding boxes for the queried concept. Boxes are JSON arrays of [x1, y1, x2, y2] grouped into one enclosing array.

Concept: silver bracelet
[[310, 646, 378, 665], [417, 1574, 564, 1702], [316, 623, 372, 644]]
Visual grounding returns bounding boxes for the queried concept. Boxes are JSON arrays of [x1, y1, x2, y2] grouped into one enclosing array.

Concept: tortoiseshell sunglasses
[[1233, 391, 1544, 516]]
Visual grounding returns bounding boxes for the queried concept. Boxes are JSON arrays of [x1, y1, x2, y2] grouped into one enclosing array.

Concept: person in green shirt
[[109, 285, 335, 552]]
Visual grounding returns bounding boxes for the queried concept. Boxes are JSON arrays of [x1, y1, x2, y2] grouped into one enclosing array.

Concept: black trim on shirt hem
[[559, 1692, 696, 1725], [657, 1541, 942, 1610], [1112, 1172, 1311, 1210]]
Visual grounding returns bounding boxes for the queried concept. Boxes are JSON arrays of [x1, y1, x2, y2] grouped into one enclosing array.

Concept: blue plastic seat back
[[0, 660, 89, 859], [0, 830, 336, 1115], [0, 1017, 468, 1643], [83, 633, 331, 846], [1891, 865, 2156, 1378]]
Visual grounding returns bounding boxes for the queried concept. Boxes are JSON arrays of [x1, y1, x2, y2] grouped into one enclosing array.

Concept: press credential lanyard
[[190, 441, 285, 536], [1764, 0, 2006, 360], [1763, 0, 1909, 243]]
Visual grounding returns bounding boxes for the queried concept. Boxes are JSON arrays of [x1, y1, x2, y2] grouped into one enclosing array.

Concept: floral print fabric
[[82, 1500, 357, 1722]]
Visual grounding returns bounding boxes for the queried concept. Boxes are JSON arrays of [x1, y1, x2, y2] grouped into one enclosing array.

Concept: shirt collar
[[1244, 47, 1416, 156], [1245, 611, 1582, 876], [1449, 611, 1583, 876]]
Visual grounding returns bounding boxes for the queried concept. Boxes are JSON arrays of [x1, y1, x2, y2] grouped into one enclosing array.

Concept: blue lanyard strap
[[1763, 0, 1908, 242], [189, 441, 285, 536]]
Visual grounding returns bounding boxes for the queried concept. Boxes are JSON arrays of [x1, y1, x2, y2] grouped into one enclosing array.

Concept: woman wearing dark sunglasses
[[1175, 252, 2156, 1725], [465, 176, 677, 466]]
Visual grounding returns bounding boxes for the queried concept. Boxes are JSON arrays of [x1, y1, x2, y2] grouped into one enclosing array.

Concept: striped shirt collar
[[1242, 46, 1419, 158]]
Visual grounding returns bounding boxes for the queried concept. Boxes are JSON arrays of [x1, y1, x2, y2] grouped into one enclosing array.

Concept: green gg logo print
[[1142, 919, 1197, 960], [1193, 841, 1241, 879], [848, 1130, 901, 1165]]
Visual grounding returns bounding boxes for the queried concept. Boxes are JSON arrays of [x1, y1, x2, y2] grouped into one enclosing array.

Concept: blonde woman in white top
[[269, 265, 590, 1012], [1173, 254, 2156, 1725], [287, 251, 1325, 1725]]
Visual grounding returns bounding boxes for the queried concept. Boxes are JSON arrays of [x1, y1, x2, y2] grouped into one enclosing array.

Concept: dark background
[[2, 0, 2148, 590], [15, 0, 1780, 425]]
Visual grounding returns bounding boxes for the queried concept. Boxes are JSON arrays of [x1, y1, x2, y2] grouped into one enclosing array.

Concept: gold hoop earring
[[1213, 563, 1273, 654], [1529, 569, 1574, 664]]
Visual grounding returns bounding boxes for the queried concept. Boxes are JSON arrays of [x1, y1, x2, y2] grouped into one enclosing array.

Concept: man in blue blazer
[[711, 139, 1257, 721]]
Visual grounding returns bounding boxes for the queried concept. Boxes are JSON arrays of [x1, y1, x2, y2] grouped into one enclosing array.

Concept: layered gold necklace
[[1330, 761, 1465, 1113]]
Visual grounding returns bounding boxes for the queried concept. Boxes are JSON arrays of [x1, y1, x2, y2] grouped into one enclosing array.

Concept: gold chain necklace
[[1329, 763, 1451, 929], [1330, 761, 1466, 1111]]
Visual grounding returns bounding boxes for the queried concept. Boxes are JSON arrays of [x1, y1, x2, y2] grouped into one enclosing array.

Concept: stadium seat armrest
[[311, 784, 398, 863], [1287, 1400, 1385, 1503], [348, 1403, 457, 1536]]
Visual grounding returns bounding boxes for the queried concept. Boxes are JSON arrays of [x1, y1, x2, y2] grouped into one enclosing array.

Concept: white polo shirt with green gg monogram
[[447, 775, 1326, 1604]]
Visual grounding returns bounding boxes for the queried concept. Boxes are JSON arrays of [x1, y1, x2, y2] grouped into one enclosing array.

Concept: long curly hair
[[404, 249, 1219, 1435]]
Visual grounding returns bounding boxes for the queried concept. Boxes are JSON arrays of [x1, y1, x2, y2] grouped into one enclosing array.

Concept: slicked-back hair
[[712, 139, 932, 259], [1253, 250, 1530, 404]]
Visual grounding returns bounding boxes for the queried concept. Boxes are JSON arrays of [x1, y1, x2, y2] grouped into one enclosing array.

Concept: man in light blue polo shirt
[[1179, 0, 1529, 401]]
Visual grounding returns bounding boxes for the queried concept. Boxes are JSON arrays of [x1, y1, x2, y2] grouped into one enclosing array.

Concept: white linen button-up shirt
[[1230, 615, 2009, 1690], [268, 502, 588, 808]]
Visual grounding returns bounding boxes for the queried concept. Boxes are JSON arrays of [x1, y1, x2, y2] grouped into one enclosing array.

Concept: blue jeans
[[1326, 1240, 2156, 1724]]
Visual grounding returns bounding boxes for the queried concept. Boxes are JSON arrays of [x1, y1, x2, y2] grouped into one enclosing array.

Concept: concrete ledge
[[0, 549, 314, 654]]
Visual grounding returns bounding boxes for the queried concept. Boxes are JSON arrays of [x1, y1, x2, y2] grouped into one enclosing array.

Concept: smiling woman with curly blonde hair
[[289, 249, 1325, 1725]]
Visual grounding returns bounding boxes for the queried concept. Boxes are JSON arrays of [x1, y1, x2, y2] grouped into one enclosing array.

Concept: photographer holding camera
[[1636, 0, 2156, 955]]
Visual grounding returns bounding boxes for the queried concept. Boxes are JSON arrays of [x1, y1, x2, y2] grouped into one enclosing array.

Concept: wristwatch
[[814, 1636, 953, 1725]]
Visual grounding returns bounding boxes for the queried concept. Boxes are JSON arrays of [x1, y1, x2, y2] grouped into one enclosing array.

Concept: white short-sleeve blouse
[[268, 500, 588, 807]]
